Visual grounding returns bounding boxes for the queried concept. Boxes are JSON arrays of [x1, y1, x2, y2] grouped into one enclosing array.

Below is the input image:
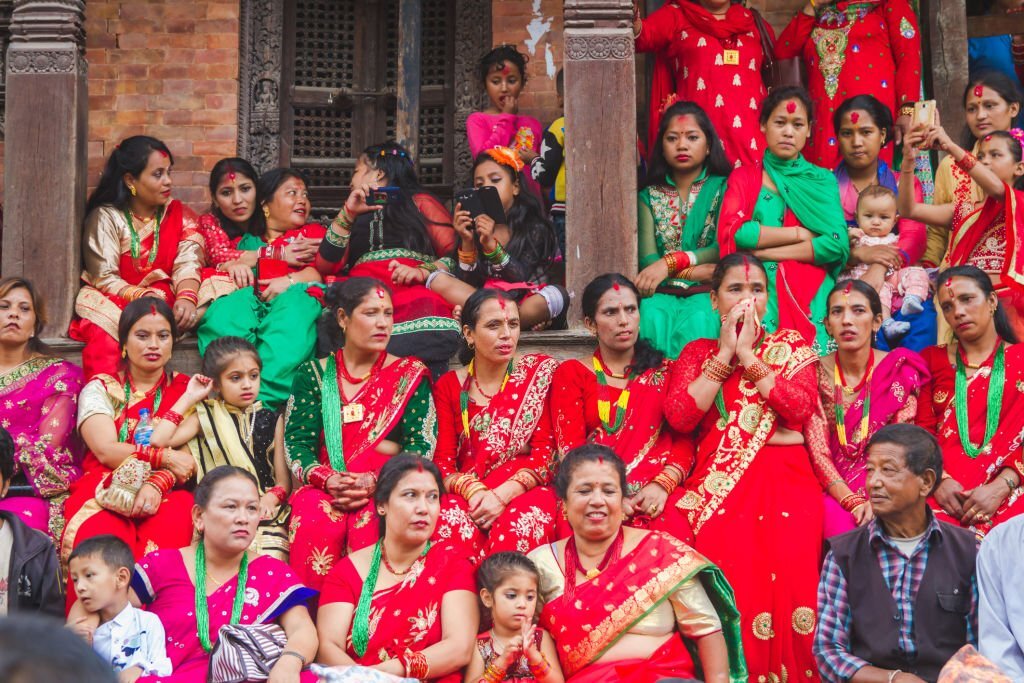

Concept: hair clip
[[485, 146, 524, 172], [849, 112, 860, 124], [1009, 128, 1024, 147], [786, 100, 797, 114]]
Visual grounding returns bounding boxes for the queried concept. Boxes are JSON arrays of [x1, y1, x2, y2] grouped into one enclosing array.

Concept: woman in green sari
[[197, 168, 325, 409], [634, 100, 731, 358], [717, 86, 850, 352]]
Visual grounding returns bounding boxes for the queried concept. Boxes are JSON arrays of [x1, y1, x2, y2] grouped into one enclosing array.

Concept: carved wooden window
[[281, 0, 455, 215]]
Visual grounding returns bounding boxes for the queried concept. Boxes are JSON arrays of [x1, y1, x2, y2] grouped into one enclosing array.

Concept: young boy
[[68, 535, 172, 682], [841, 185, 930, 343], [0, 426, 63, 616]]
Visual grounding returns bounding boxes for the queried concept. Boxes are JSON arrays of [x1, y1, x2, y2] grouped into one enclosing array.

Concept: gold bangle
[[663, 251, 678, 276], [742, 359, 772, 383]]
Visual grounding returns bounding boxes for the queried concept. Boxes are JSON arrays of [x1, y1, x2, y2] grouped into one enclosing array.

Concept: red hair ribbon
[[850, 112, 860, 124], [974, 85, 985, 98], [485, 146, 524, 173], [786, 100, 797, 114]]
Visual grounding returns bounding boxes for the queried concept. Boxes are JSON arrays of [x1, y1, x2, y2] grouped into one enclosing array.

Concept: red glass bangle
[[163, 410, 185, 426], [267, 485, 287, 502]]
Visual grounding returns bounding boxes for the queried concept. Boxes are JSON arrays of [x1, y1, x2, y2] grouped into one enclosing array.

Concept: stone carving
[[565, 34, 632, 61], [453, 0, 492, 189], [8, 0, 84, 44], [238, 0, 283, 174], [7, 47, 74, 72]]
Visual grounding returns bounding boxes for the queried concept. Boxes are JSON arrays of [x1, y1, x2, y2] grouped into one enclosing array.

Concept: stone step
[[41, 330, 599, 376]]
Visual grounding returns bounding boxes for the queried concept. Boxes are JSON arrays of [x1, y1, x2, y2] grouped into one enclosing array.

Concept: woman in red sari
[[664, 253, 867, 682], [70, 136, 203, 379], [633, 0, 772, 166], [544, 274, 693, 538], [899, 122, 1024, 341], [916, 266, 1024, 536], [818, 279, 927, 538], [433, 288, 558, 555], [774, 0, 922, 168], [316, 454, 477, 682], [527, 444, 745, 683], [317, 142, 459, 377], [284, 278, 480, 591], [62, 298, 197, 570]]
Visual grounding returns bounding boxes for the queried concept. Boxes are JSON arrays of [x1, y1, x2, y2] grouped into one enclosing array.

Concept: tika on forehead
[[850, 112, 860, 124], [945, 277, 955, 299], [975, 85, 985, 98], [786, 100, 797, 114], [842, 280, 853, 302], [612, 280, 621, 292], [375, 286, 385, 299], [149, 304, 158, 316]]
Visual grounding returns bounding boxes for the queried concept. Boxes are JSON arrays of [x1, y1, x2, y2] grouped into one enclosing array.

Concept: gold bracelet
[[742, 359, 772, 383], [663, 251, 678, 276]]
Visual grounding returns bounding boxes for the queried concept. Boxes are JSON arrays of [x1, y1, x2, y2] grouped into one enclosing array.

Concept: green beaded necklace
[[352, 540, 431, 656], [123, 205, 166, 265], [117, 375, 162, 443], [195, 541, 249, 653], [955, 342, 1005, 459], [320, 353, 347, 473]]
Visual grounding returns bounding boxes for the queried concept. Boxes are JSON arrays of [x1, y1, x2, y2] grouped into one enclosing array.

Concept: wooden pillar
[[396, 0, 422, 162], [921, 0, 968, 138], [563, 0, 637, 325], [2, 0, 87, 338]]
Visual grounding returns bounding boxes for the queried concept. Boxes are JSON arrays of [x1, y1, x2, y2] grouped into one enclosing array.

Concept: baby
[[842, 186, 930, 342], [68, 535, 172, 683]]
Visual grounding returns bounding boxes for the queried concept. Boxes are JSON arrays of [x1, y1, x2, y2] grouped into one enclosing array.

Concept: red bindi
[[376, 287, 385, 299], [944, 277, 955, 299], [502, 63, 511, 76], [228, 172, 236, 181], [612, 281, 621, 292], [786, 101, 797, 114], [975, 85, 985, 99], [149, 304, 158, 316], [850, 112, 860, 124], [158, 150, 168, 158]]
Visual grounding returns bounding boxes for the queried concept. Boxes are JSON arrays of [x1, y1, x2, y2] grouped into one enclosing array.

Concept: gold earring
[[128, 184, 137, 197], [121, 347, 127, 359], [263, 206, 271, 219]]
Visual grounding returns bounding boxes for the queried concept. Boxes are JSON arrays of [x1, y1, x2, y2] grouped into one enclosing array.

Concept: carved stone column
[[3, 0, 87, 337], [563, 0, 637, 325]]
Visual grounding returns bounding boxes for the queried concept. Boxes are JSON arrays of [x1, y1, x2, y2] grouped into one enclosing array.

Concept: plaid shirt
[[814, 514, 979, 682]]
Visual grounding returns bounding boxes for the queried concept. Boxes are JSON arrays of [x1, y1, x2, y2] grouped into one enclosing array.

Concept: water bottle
[[134, 408, 153, 446]]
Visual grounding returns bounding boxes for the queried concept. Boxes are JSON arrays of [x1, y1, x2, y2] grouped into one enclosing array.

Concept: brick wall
[[491, 0, 566, 130], [84, 0, 240, 211]]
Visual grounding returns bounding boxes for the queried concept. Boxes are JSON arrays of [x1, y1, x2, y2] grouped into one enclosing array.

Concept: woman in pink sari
[[818, 279, 928, 537], [0, 277, 84, 540], [527, 444, 746, 683], [69, 466, 319, 682], [316, 455, 477, 682]]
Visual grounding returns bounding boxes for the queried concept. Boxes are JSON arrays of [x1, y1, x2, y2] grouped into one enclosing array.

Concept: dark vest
[[828, 520, 977, 683]]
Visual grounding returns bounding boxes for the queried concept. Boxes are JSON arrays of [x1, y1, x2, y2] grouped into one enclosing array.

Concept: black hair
[[477, 552, 541, 625], [580, 273, 665, 375], [980, 131, 1024, 190], [937, 265, 1019, 343], [759, 85, 814, 126], [256, 167, 310, 231], [469, 152, 559, 277], [86, 135, 174, 217], [827, 279, 883, 319], [68, 534, 134, 572], [207, 157, 261, 239], [0, 427, 13, 484], [709, 252, 769, 291], [373, 454, 445, 537], [358, 142, 436, 255], [833, 94, 895, 149], [555, 68, 564, 97], [194, 465, 260, 510], [554, 444, 629, 500], [857, 184, 897, 209], [457, 288, 518, 365], [202, 336, 262, 378], [117, 297, 178, 350], [867, 424, 943, 494], [644, 100, 732, 189], [0, 277, 47, 352], [962, 71, 1024, 148], [479, 45, 528, 87], [317, 277, 393, 353], [0, 615, 118, 683]]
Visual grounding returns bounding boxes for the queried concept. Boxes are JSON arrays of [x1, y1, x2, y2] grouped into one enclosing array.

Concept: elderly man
[[978, 514, 1024, 679], [815, 424, 979, 683]]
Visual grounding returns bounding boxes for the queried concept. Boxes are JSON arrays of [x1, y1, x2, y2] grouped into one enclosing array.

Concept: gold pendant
[[342, 403, 365, 424], [586, 568, 600, 580], [723, 49, 740, 65]]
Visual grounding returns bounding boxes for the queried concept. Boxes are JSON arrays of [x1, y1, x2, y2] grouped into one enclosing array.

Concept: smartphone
[[369, 185, 401, 206], [913, 100, 936, 128], [454, 186, 508, 226]]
